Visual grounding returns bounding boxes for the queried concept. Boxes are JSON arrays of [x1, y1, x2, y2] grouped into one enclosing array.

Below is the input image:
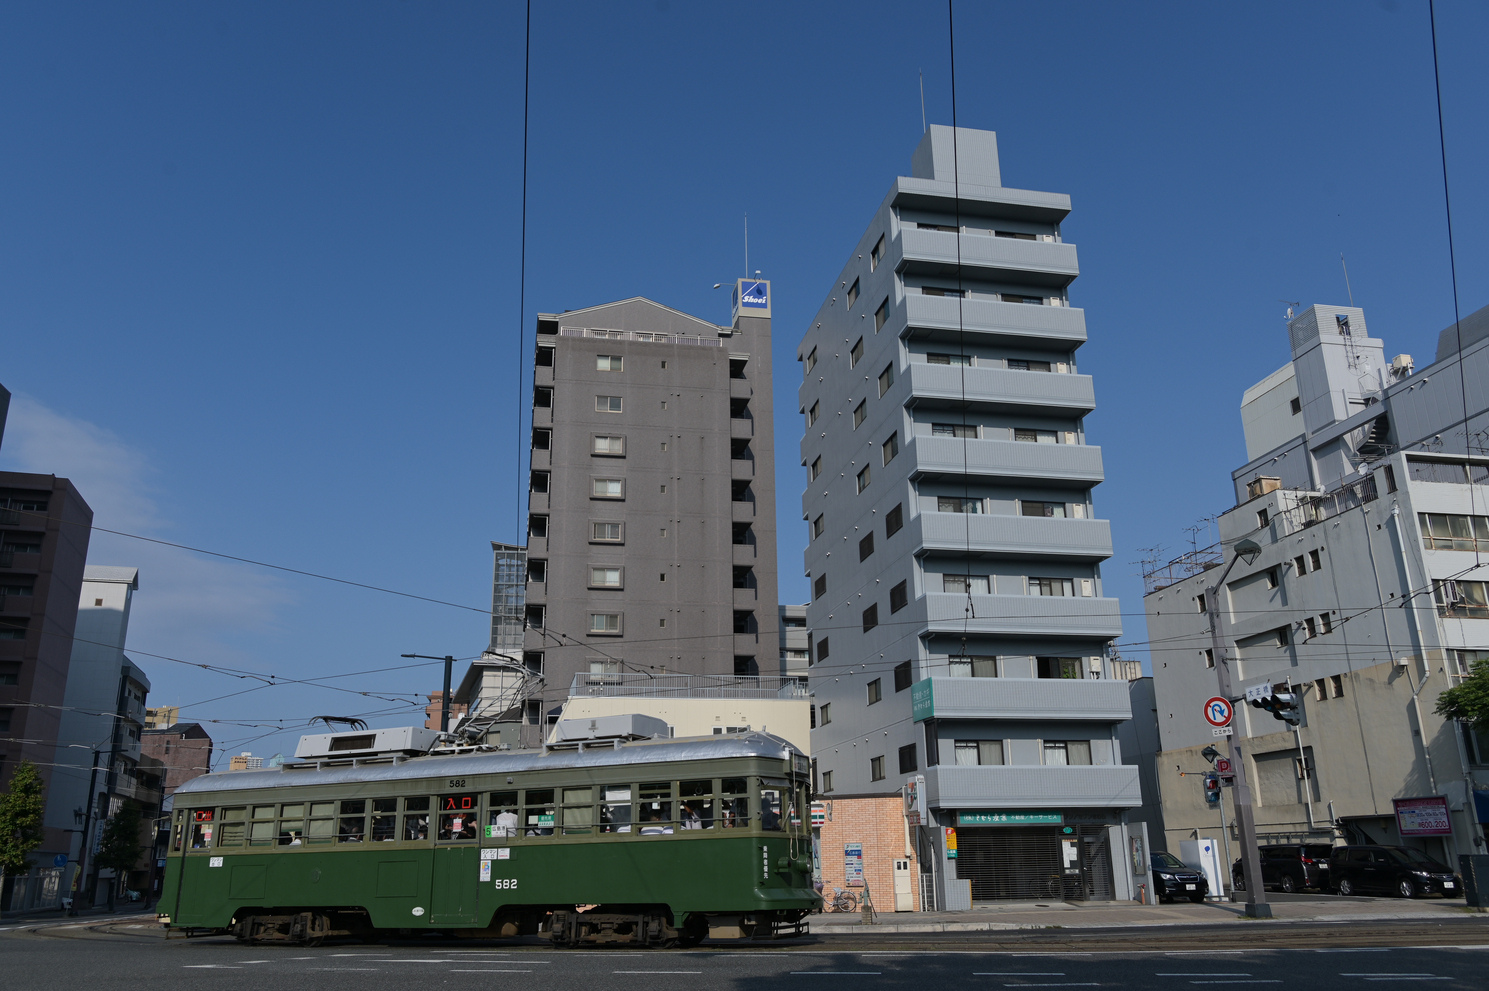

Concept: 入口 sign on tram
[[959, 811, 1063, 826]]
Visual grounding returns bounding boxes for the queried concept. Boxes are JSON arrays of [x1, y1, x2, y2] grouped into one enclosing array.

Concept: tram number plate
[[493, 878, 517, 889]]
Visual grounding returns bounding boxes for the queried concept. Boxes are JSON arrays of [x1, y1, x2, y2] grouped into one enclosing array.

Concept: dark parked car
[[1328, 845, 1462, 898], [1151, 851, 1209, 903], [1231, 843, 1335, 893]]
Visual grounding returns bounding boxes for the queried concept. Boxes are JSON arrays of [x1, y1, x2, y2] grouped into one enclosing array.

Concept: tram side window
[[487, 791, 519, 838], [403, 797, 430, 841], [219, 807, 247, 846], [523, 789, 555, 836], [370, 798, 397, 841], [307, 802, 336, 844], [248, 805, 276, 846], [562, 787, 594, 834], [172, 811, 184, 852], [279, 803, 306, 846], [337, 800, 367, 843], [679, 779, 714, 829], [600, 785, 633, 833], [759, 782, 785, 831], [720, 778, 750, 828], [639, 782, 672, 834], [439, 794, 479, 840], [190, 811, 214, 849]]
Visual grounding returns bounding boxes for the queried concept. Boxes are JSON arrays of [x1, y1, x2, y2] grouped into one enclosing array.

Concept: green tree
[[0, 761, 47, 910], [94, 803, 142, 911], [1435, 658, 1489, 730]]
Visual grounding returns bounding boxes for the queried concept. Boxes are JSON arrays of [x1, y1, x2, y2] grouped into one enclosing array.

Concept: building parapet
[[567, 672, 810, 700], [558, 327, 722, 347]]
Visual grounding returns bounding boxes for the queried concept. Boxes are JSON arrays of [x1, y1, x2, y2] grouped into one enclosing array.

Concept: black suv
[[1150, 851, 1209, 903], [1329, 845, 1462, 898], [1230, 843, 1335, 893]]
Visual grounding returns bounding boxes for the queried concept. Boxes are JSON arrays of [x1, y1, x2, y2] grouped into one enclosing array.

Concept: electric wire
[[514, 0, 532, 539]]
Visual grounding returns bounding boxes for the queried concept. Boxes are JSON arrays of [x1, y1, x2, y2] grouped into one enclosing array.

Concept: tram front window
[[759, 781, 788, 831]]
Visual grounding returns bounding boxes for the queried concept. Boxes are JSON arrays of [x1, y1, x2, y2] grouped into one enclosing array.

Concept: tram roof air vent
[[294, 726, 441, 760]]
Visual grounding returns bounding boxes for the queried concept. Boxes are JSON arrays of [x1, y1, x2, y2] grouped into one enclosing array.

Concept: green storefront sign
[[958, 811, 1063, 826], [911, 679, 934, 722]]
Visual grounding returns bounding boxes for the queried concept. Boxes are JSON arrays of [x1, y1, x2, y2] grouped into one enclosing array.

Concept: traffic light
[[1248, 690, 1302, 726], [1203, 772, 1221, 808]]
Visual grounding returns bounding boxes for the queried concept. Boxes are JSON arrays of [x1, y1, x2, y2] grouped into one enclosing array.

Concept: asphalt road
[[3, 917, 1489, 991]]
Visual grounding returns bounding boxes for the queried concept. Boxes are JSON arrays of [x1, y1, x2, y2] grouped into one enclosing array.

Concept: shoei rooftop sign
[[732, 278, 771, 320]]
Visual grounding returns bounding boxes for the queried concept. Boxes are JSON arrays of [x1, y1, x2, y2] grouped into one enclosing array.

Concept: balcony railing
[[914, 511, 1112, 561], [922, 592, 1123, 637], [923, 764, 1141, 810], [906, 435, 1105, 484], [559, 327, 722, 347], [567, 673, 810, 700]]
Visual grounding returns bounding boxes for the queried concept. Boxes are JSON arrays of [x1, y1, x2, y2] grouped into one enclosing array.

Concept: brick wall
[[816, 795, 920, 912]]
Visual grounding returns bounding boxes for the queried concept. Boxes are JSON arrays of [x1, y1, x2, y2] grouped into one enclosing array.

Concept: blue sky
[[3, 1, 1486, 763]]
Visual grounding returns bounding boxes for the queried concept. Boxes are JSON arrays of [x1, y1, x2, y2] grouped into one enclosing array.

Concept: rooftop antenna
[[919, 69, 927, 133], [1279, 298, 1300, 321], [1340, 253, 1355, 308], [744, 213, 749, 279]]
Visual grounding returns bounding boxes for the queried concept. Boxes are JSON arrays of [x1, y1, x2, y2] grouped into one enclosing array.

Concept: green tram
[[161, 731, 819, 946]]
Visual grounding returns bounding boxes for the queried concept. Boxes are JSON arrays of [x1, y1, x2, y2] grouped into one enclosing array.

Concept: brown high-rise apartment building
[[522, 284, 780, 725]]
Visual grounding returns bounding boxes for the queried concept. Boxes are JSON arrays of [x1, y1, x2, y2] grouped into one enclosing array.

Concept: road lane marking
[[183, 965, 241, 969], [1156, 975, 1251, 978], [614, 971, 704, 975], [449, 970, 532, 973], [974, 974, 1066, 977], [999, 984, 1098, 988], [1361, 980, 1450, 983], [791, 973, 883, 976], [1187, 983, 1280, 986]]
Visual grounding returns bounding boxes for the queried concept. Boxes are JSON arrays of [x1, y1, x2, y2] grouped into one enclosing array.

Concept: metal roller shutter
[[957, 825, 1114, 902]]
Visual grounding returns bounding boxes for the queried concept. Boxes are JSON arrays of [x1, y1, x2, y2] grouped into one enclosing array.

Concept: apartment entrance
[[956, 824, 1114, 902]]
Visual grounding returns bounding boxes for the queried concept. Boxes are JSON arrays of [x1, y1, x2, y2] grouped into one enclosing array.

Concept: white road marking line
[[1000, 985, 1099, 988], [311, 968, 381, 972], [1314, 949, 1390, 954], [448, 970, 532, 973], [1340, 975, 1437, 978], [183, 965, 242, 969], [1156, 975, 1251, 978], [238, 960, 271, 964], [1187, 983, 1281, 986], [790, 973, 883, 976], [974, 974, 1066, 977], [613, 971, 704, 975], [1362, 980, 1451, 983]]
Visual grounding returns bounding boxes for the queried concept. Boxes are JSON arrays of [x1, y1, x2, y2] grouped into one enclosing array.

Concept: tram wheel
[[676, 914, 708, 948]]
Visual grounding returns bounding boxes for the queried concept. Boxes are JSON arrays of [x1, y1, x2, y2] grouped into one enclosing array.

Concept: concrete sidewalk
[[810, 894, 1486, 933]]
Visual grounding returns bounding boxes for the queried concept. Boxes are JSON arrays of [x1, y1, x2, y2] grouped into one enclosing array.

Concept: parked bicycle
[[827, 886, 859, 913]]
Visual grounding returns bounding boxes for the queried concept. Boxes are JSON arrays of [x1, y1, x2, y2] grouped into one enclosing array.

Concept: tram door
[[431, 796, 480, 925]]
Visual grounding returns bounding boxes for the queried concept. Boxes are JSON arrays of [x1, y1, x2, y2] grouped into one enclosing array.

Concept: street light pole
[[1202, 536, 1272, 919], [402, 654, 458, 732]]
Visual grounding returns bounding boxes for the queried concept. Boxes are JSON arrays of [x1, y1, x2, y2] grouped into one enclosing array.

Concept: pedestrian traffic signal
[[1203, 772, 1221, 807], [1248, 690, 1301, 726]]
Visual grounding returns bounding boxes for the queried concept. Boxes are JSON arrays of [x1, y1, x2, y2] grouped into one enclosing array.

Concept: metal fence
[[3, 867, 64, 913]]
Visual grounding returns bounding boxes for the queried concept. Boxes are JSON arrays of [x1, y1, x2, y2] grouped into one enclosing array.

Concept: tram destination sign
[[958, 811, 1062, 826]]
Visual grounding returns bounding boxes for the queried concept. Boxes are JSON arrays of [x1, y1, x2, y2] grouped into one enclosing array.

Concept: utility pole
[[1202, 536, 1272, 918], [402, 654, 458, 732], [69, 745, 103, 915]]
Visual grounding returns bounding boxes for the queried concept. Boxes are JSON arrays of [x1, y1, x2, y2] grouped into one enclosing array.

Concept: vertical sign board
[[810, 802, 827, 827], [844, 843, 865, 887], [1394, 796, 1452, 836], [733, 279, 771, 321], [910, 679, 935, 722], [903, 775, 926, 826], [944, 827, 958, 860]]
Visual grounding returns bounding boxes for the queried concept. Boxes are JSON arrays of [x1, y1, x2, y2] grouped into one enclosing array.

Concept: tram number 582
[[493, 878, 518, 889]]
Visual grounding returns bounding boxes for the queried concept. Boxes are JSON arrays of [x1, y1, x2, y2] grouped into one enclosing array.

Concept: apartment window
[[532, 427, 551, 450], [889, 580, 908, 614], [733, 523, 752, 545], [1257, 508, 1270, 528], [1007, 359, 1052, 372], [1030, 577, 1075, 597], [856, 465, 871, 493], [1195, 593, 1207, 613], [1290, 396, 1302, 415], [1265, 568, 1280, 590], [874, 299, 888, 332], [525, 605, 544, 629], [733, 610, 755, 634], [731, 480, 752, 503], [932, 422, 978, 439], [938, 496, 983, 514], [867, 679, 882, 704], [592, 435, 625, 456], [1021, 500, 1066, 518], [882, 432, 898, 465], [0, 663, 18, 682], [862, 604, 878, 632], [1384, 464, 1398, 492], [1309, 549, 1322, 571], [533, 386, 552, 407], [1293, 555, 1307, 575], [850, 337, 864, 367], [1014, 428, 1057, 443], [813, 515, 825, 539], [1001, 293, 1045, 305], [805, 348, 818, 375], [1304, 616, 1317, 639], [533, 344, 555, 367], [820, 768, 834, 792], [847, 278, 860, 308], [810, 456, 822, 481], [870, 756, 885, 781], [808, 401, 820, 426], [954, 740, 1004, 766], [1037, 656, 1083, 679], [1318, 612, 1333, 634], [592, 478, 624, 499], [596, 355, 623, 371], [886, 503, 904, 536], [898, 744, 918, 774], [921, 286, 964, 298], [1204, 649, 1215, 669], [870, 235, 884, 271], [1044, 740, 1092, 765], [527, 559, 547, 583], [596, 395, 623, 413], [814, 634, 828, 662], [859, 533, 875, 562], [853, 401, 866, 428], [994, 229, 1036, 241], [591, 521, 623, 543], [949, 655, 998, 678], [926, 352, 971, 366], [813, 574, 827, 601], [0, 709, 11, 732], [894, 660, 913, 692], [878, 363, 894, 396], [1419, 513, 1489, 552], [530, 470, 550, 493], [732, 567, 754, 589], [943, 574, 990, 594], [730, 398, 750, 419], [819, 702, 832, 725], [589, 567, 623, 589], [589, 613, 622, 635], [530, 514, 548, 538]]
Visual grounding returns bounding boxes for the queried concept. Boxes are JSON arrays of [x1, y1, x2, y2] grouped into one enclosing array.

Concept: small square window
[[589, 613, 622, 635], [886, 503, 903, 536], [878, 363, 894, 397], [1309, 549, 1322, 571], [889, 580, 908, 614], [882, 432, 898, 465], [808, 401, 820, 426], [592, 478, 624, 499], [813, 574, 827, 601], [1290, 396, 1301, 415], [819, 702, 832, 725], [859, 533, 875, 561], [813, 515, 825, 539], [847, 279, 860, 308], [870, 755, 885, 781], [596, 395, 623, 413], [870, 235, 884, 272], [893, 660, 912, 692], [1257, 508, 1270, 528], [853, 401, 866, 429], [862, 604, 878, 632], [596, 355, 623, 371], [856, 465, 871, 493], [805, 347, 818, 374], [816, 637, 830, 663], [810, 456, 822, 481], [898, 743, 918, 774], [1319, 612, 1333, 634], [589, 567, 623, 588], [1204, 648, 1215, 669], [821, 769, 834, 792], [874, 299, 888, 332], [867, 678, 882, 704], [591, 521, 623, 542], [850, 337, 865, 367], [1330, 674, 1345, 698], [592, 435, 625, 456]]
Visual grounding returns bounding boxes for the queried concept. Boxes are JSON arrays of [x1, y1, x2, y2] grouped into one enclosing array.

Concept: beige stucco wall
[[553, 696, 811, 754]]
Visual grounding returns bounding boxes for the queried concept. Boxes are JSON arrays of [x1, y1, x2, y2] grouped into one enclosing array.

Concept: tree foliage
[[0, 761, 47, 877], [1435, 659, 1489, 730], [95, 803, 143, 879]]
